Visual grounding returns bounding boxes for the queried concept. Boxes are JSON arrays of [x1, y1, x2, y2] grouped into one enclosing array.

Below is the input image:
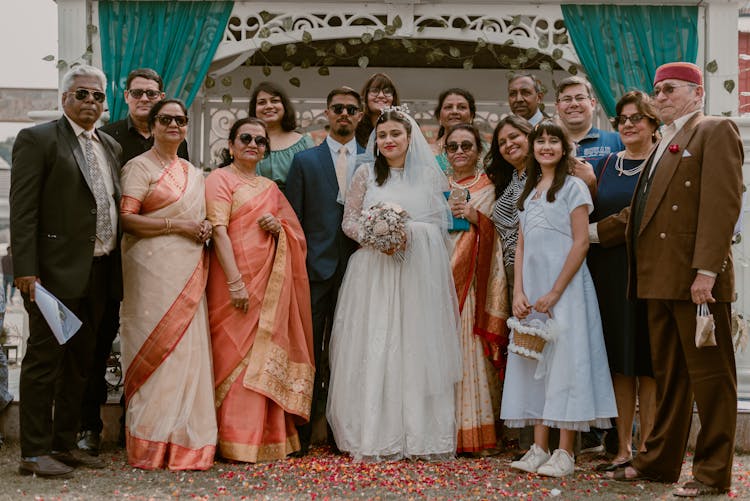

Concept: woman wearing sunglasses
[[443, 123, 509, 457], [205, 117, 313, 463], [588, 91, 659, 471], [249, 82, 314, 190], [355, 72, 400, 149], [119, 99, 217, 470]]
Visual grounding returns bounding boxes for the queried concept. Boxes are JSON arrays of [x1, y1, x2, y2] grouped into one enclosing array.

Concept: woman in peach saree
[[119, 100, 216, 470], [443, 124, 510, 456], [206, 117, 314, 462]]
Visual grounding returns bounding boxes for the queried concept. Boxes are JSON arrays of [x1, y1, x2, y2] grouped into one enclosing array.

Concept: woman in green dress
[[249, 82, 314, 190]]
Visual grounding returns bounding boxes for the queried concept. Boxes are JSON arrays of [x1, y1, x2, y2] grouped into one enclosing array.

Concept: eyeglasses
[[72, 89, 106, 103], [445, 140, 475, 154], [237, 133, 268, 148], [615, 113, 646, 126], [368, 87, 394, 98], [155, 114, 189, 127], [329, 104, 360, 115], [557, 94, 591, 105], [650, 83, 695, 98], [128, 88, 162, 100]]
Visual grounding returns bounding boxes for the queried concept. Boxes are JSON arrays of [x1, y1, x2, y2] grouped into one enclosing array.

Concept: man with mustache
[[507, 72, 548, 126], [285, 87, 364, 455]]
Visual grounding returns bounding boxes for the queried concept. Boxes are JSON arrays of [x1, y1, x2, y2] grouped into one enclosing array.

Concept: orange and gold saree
[[449, 173, 510, 453], [205, 168, 314, 462], [120, 155, 217, 470]]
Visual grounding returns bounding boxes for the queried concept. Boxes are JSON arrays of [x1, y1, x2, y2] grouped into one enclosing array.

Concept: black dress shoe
[[77, 430, 101, 455], [51, 449, 105, 469], [19, 455, 74, 478]]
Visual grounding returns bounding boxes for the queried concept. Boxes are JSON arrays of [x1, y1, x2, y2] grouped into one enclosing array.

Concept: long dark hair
[[434, 88, 476, 140], [484, 115, 532, 198], [218, 117, 269, 167], [517, 120, 574, 211], [356, 73, 400, 148], [373, 110, 412, 186], [248, 81, 298, 131]]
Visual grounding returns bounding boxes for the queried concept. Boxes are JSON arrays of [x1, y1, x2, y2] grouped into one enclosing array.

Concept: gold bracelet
[[164, 218, 172, 234], [226, 275, 243, 285], [228, 282, 246, 292]]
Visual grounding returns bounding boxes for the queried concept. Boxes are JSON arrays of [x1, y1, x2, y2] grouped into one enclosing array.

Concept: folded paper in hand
[[34, 283, 82, 344]]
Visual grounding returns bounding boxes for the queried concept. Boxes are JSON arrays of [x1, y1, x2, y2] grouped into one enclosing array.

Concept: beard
[[333, 122, 353, 137]]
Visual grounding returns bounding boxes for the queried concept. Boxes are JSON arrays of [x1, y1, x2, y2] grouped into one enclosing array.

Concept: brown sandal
[[606, 465, 651, 482], [673, 480, 728, 498]]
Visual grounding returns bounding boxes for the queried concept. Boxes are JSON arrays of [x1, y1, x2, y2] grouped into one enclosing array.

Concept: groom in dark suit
[[285, 87, 364, 455], [11, 65, 122, 477]]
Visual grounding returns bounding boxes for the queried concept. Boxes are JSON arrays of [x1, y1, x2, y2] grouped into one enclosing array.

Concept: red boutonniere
[[668, 144, 680, 154]]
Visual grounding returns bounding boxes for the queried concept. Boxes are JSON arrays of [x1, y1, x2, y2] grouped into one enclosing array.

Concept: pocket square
[[682, 149, 692, 158]]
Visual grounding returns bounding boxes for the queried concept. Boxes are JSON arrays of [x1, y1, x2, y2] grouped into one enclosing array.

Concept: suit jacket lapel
[[317, 142, 339, 194], [97, 132, 122, 202], [638, 113, 702, 234], [58, 117, 95, 194]]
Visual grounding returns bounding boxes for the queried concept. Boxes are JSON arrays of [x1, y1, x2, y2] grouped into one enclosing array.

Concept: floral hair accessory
[[668, 144, 680, 154], [379, 103, 410, 117]]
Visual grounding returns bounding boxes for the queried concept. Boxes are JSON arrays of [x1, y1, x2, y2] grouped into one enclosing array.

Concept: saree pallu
[[449, 173, 511, 453], [120, 156, 217, 470], [205, 170, 314, 463]]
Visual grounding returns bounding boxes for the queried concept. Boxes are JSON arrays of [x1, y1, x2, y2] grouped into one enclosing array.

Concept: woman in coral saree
[[206, 117, 314, 462], [120, 100, 217, 470], [443, 124, 510, 455]]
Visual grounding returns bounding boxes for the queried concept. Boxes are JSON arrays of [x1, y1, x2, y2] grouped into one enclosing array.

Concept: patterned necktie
[[335, 146, 349, 199], [83, 131, 113, 242]]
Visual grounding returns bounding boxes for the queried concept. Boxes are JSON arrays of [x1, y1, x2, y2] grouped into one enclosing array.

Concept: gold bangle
[[164, 218, 172, 234], [226, 275, 243, 285], [228, 282, 246, 292]]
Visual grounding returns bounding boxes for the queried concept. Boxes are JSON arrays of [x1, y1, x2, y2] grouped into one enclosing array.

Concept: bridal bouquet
[[359, 202, 409, 261]]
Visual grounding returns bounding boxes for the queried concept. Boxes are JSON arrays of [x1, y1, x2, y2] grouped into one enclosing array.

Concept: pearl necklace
[[231, 163, 259, 185], [615, 152, 647, 177], [449, 169, 482, 189]]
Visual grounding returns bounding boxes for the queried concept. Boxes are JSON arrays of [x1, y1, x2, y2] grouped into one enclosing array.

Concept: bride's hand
[[383, 230, 407, 255]]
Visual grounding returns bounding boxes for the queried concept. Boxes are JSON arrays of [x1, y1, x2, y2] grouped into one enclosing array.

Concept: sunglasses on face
[[237, 133, 268, 148], [615, 113, 646, 126], [329, 104, 360, 116], [368, 87, 394, 97], [155, 114, 188, 127], [72, 88, 106, 103], [445, 140, 475, 154], [128, 88, 161, 100], [650, 83, 694, 98]]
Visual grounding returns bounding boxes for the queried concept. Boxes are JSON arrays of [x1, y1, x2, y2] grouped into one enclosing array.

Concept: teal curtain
[[561, 5, 698, 117], [99, 1, 233, 121]]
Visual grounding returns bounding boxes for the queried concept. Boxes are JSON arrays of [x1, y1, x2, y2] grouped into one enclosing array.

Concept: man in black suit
[[285, 87, 363, 455], [77, 68, 190, 454], [11, 65, 122, 477]]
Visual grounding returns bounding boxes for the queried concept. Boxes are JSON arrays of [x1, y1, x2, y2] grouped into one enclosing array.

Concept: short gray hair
[[61, 64, 107, 92]]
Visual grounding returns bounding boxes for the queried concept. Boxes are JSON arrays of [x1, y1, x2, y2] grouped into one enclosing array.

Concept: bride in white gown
[[327, 108, 462, 461]]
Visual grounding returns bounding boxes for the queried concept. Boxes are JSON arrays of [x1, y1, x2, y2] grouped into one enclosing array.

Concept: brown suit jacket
[[598, 113, 743, 302]]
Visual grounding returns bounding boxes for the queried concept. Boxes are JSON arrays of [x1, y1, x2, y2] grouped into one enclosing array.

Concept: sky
[[0, 0, 58, 140]]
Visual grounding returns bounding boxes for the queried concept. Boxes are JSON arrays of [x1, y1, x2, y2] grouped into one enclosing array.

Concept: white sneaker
[[537, 449, 575, 477], [510, 444, 551, 473]]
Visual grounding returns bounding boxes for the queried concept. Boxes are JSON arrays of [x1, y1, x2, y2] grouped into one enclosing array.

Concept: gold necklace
[[231, 163, 259, 185], [449, 169, 481, 190], [152, 147, 177, 168]]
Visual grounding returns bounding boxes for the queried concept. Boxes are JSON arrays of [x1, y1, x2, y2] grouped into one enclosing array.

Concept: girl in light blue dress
[[500, 120, 616, 477]]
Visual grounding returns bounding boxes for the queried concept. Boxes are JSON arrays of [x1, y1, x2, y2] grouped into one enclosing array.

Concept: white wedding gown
[[327, 164, 462, 461]]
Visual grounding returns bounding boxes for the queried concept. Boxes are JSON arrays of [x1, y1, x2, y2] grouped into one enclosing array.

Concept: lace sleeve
[[342, 165, 369, 242]]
